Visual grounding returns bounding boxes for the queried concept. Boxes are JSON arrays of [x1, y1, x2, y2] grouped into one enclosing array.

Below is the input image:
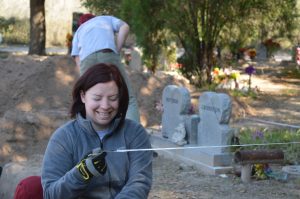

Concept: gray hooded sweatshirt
[[41, 113, 152, 199]]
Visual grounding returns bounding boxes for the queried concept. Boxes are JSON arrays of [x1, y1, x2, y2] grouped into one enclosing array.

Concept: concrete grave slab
[[149, 129, 233, 175]]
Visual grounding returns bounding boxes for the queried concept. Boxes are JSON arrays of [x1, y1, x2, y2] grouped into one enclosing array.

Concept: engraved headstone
[[198, 91, 232, 153], [161, 85, 191, 139]]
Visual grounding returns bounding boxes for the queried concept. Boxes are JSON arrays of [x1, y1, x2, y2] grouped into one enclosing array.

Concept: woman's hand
[[76, 149, 107, 181]]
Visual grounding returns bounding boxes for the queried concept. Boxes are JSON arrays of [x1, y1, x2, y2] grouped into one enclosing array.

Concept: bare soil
[[0, 53, 300, 198]]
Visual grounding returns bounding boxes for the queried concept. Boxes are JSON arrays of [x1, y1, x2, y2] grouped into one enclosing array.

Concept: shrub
[[1, 18, 29, 44], [0, 17, 16, 33], [234, 127, 300, 164]]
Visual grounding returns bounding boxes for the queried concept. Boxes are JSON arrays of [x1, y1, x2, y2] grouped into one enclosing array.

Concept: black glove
[[76, 148, 107, 181]]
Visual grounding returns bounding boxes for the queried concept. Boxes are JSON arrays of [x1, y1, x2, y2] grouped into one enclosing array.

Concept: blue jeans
[[80, 52, 140, 123]]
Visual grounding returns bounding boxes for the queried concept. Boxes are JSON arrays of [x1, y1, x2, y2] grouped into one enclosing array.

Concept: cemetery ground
[[0, 53, 300, 198]]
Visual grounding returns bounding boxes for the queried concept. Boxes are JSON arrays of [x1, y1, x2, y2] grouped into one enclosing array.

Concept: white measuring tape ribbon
[[109, 141, 300, 152]]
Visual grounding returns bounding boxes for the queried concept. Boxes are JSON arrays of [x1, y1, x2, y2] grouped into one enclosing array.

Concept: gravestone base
[[149, 130, 233, 175]]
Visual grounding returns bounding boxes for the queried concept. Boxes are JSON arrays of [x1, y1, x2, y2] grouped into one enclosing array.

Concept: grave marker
[[153, 89, 234, 174], [198, 91, 232, 153], [161, 85, 191, 140]]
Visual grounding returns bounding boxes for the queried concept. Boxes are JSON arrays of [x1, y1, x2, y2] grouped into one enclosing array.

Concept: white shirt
[[71, 16, 124, 61]]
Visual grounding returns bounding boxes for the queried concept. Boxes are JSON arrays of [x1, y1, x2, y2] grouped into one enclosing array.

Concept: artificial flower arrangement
[[212, 67, 240, 88]]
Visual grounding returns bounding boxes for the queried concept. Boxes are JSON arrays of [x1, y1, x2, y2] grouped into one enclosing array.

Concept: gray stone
[[161, 85, 191, 139], [152, 90, 235, 175], [198, 91, 232, 153], [184, 114, 200, 145]]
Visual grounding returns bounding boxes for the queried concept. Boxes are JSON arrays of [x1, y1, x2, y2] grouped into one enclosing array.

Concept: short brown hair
[[70, 63, 129, 127]]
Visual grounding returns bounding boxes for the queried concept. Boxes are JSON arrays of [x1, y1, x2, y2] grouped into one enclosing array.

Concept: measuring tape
[[107, 141, 300, 152]]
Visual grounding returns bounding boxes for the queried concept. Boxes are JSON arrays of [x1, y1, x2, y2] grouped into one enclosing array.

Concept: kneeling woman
[[42, 63, 152, 199]]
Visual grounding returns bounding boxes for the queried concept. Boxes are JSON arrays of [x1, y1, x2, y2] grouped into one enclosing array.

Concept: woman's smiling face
[[81, 80, 119, 130]]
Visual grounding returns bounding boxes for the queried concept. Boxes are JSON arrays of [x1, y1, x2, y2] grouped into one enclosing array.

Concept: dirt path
[[229, 60, 300, 129]]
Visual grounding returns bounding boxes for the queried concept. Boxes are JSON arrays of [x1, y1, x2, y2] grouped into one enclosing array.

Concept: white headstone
[[197, 91, 232, 153], [162, 85, 191, 139]]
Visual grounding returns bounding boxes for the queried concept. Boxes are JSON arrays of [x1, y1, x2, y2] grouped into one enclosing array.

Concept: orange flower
[[213, 67, 219, 75]]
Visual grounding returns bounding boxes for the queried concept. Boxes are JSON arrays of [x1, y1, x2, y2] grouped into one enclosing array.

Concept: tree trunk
[[205, 42, 215, 84], [29, 0, 46, 55]]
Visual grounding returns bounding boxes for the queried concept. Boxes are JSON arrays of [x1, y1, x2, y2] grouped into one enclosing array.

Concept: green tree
[[121, 0, 166, 72], [222, 0, 297, 59], [0, 17, 15, 34], [82, 0, 298, 86], [160, 1, 257, 84], [81, 0, 122, 16]]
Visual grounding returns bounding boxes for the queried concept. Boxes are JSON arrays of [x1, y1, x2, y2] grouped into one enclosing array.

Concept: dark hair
[[70, 63, 129, 127], [78, 13, 95, 27]]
